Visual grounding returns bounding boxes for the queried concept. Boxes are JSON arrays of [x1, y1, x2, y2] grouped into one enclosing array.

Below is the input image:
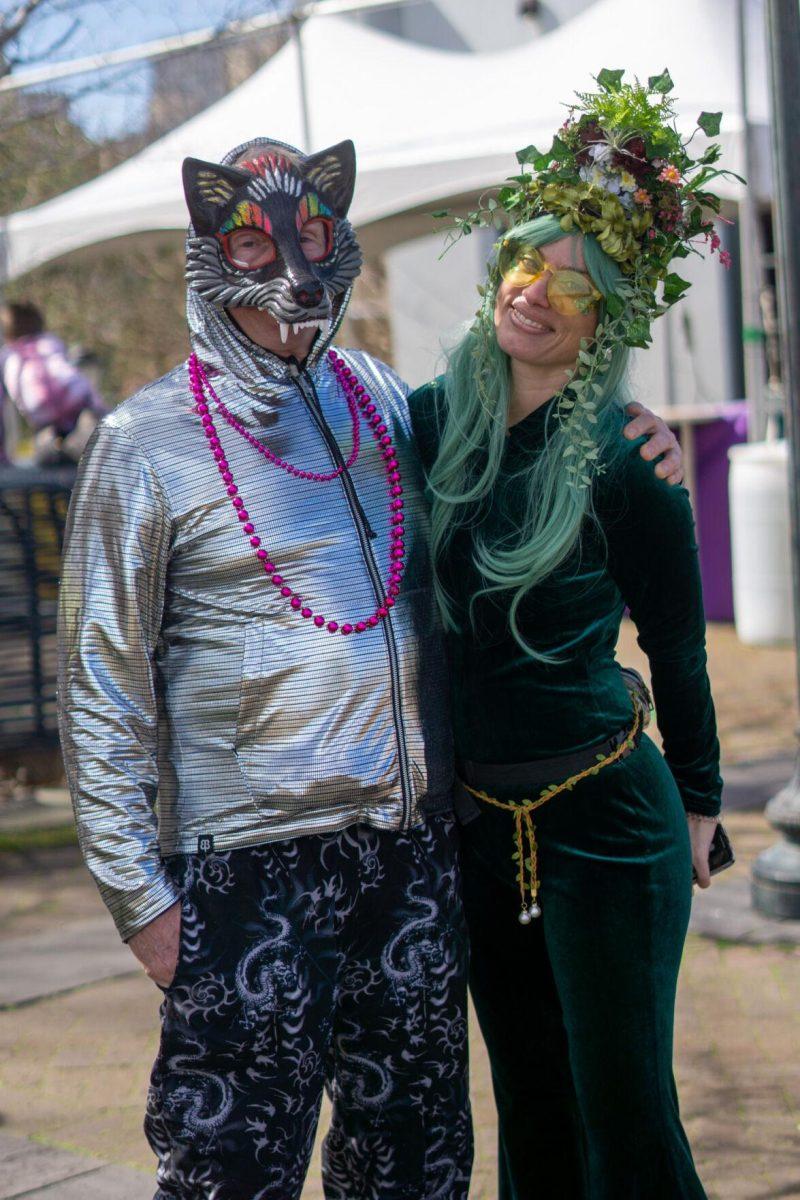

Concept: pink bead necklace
[[188, 351, 405, 635], [191, 354, 361, 482]]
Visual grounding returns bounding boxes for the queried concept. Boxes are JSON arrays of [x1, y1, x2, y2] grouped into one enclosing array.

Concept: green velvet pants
[[460, 735, 708, 1200]]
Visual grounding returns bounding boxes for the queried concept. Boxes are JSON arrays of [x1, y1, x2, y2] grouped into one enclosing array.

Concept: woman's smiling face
[[493, 235, 599, 371]]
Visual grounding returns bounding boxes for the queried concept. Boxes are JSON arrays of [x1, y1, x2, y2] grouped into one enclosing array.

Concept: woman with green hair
[[409, 74, 727, 1198]]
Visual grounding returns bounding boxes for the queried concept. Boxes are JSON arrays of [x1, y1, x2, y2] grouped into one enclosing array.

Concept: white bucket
[[728, 440, 793, 645]]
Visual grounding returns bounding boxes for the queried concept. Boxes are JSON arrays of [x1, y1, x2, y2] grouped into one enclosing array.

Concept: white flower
[[588, 142, 614, 166], [579, 163, 620, 192]]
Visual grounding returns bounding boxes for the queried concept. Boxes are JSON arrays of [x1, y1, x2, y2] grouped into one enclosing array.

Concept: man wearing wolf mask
[[58, 136, 472, 1200], [58, 136, 681, 1199]]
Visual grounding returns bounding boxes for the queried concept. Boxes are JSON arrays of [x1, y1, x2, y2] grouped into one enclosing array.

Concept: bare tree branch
[[17, 14, 79, 62], [0, 0, 51, 58]]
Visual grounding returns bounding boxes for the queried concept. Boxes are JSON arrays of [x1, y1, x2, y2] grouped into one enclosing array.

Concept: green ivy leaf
[[515, 145, 540, 165], [596, 67, 625, 92], [697, 111, 722, 137], [549, 135, 571, 161], [605, 293, 624, 318], [699, 143, 722, 164], [663, 271, 691, 303], [431, 209, 449, 219], [624, 317, 653, 348], [648, 68, 674, 94]]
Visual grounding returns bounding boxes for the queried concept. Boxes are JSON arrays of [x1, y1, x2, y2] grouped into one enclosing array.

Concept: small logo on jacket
[[197, 834, 214, 856]]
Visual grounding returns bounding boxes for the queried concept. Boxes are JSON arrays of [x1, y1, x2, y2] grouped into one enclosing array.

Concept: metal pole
[[752, 0, 800, 919], [291, 11, 312, 152], [736, 0, 767, 440]]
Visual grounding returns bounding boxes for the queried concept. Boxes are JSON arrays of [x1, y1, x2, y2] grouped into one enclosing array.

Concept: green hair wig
[[428, 214, 632, 660]]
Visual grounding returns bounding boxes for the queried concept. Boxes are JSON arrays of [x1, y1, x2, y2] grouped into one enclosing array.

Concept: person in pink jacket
[[0, 301, 106, 465]]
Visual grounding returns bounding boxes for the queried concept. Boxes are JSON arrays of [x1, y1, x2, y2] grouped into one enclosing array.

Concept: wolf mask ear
[[182, 157, 254, 235], [304, 140, 357, 219]]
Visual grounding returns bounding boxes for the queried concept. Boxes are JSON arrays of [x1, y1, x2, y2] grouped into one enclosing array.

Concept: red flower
[[612, 147, 650, 180]]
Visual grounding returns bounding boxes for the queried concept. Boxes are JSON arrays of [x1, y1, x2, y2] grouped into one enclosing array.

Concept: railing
[[0, 466, 76, 749]]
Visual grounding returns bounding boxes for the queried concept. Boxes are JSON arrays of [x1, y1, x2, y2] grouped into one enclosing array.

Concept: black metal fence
[[0, 466, 76, 750]]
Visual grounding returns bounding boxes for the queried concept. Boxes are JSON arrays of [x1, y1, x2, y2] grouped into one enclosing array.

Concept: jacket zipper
[[286, 358, 414, 825]]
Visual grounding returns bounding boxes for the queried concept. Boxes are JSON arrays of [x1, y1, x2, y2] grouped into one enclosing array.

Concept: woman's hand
[[623, 402, 683, 485], [688, 818, 717, 889]]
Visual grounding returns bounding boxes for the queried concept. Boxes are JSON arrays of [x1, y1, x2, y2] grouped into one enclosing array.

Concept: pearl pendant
[[518, 909, 532, 925], [529, 903, 542, 919]]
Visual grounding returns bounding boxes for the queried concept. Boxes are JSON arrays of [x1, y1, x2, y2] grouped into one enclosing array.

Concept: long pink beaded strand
[[191, 354, 361, 482], [188, 351, 405, 635]]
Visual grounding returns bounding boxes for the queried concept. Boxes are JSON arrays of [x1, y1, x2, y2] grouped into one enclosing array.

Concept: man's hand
[[688, 819, 717, 889], [623, 402, 683, 486], [128, 900, 182, 988]]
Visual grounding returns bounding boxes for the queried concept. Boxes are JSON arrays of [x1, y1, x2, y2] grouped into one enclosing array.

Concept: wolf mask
[[182, 138, 362, 344]]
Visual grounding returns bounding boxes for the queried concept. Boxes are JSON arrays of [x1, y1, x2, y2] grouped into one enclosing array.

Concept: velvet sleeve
[[599, 436, 723, 816], [406, 379, 445, 474]]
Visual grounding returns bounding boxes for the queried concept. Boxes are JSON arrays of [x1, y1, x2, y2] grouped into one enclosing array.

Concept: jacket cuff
[[105, 873, 181, 943], [682, 799, 722, 819]]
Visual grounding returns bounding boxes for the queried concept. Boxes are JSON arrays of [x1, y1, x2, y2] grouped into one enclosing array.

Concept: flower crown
[[435, 68, 743, 490]]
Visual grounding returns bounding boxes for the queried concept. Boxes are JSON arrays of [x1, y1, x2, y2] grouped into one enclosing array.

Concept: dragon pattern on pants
[[144, 816, 472, 1200]]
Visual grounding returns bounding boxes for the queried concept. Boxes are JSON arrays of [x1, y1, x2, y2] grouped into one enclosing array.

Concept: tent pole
[[736, 0, 767, 441], [291, 10, 313, 152], [752, 0, 800, 920]]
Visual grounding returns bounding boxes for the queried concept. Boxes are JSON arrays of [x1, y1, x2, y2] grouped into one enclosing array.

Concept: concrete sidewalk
[[0, 920, 136, 1009], [0, 1132, 150, 1200], [1, 619, 798, 1197], [1, 804, 799, 1200]]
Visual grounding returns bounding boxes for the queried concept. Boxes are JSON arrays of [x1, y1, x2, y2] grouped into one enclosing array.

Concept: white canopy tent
[[0, 0, 769, 282]]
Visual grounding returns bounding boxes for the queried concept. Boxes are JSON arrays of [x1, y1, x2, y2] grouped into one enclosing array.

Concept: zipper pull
[[354, 491, 377, 540]]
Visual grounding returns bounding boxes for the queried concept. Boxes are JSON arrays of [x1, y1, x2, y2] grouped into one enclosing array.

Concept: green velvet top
[[408, 380, 722, 818]]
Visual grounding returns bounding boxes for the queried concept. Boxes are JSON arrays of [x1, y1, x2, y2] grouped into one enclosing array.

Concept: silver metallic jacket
[[57, 289, 453, 941]]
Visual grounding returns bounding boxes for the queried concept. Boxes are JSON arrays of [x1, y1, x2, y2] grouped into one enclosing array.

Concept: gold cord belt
[[463, 704, 642, 926]]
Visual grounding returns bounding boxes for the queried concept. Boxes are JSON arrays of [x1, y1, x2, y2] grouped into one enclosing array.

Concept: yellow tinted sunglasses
[[498, 241, 602, 316]]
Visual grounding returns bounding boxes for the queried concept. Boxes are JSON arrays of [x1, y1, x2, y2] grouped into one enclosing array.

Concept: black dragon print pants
[[144, 815, 473, 1200]]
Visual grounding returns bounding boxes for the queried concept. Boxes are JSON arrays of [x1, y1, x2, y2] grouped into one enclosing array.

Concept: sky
[[8, 0, 293, 138]]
